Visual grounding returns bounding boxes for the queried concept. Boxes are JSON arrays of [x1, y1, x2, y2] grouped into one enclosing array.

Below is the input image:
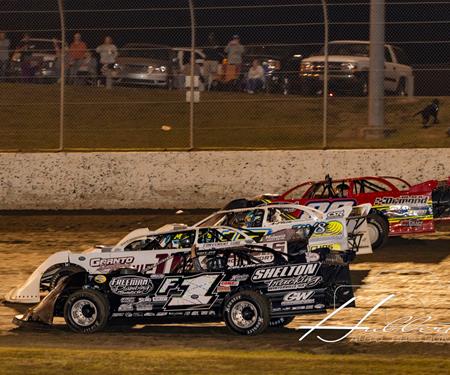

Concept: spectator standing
[[96, 36, 118, 86], [78, 51, 98, 85], [0, 32, 10, 79], [68, 33, 88, 83], [224, 35, 244, 74], [16, 34, 34, 82], [246, 59, 265, 94]]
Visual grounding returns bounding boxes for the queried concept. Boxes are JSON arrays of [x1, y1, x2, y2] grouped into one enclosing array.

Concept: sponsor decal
[[90, 256, 135, 271], [326, 210, 345, 218], [266, 275, 322, 291], [111, 313, 124, 317], [252, 263, 320, 282], [262, 234, 287, 242], [400, 219, 423, 227], [152, 296, 168, 302], [120, 297, 135, 303], [219, 281, 239, 287], [135, 297, 153, 311], [282, 291, 315, 306], [118, 303, 134, 312], [94, 275, 107, 284], [110, 276, 153, 296], [217, 286, 231, 293], [150, 273, 165, 279], [144, 312, 155, 317], [231, 274, 249, 281], [374, 195, 429, 206]]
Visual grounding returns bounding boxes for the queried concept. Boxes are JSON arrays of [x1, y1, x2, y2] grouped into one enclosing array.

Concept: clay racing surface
[[0, 211, 448, 357]]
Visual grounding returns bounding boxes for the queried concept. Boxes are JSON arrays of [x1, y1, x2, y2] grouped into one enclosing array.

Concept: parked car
[[112, 43, 172, 87], [300, 40, 414, 96], [9, 38, 61, 82]]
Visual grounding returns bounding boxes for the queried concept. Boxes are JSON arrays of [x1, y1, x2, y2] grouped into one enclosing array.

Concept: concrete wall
[[0, 149, 449, 210]]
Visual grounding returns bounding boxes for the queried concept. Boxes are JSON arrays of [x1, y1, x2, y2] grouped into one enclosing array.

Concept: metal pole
[[321, 0, 329, 149], [368, 0, 385, 139], [57, 0, 65, 150], [188, 0, 196, 149]]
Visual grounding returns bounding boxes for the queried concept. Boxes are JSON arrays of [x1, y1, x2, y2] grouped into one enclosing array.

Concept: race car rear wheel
[[64, 289, 109, 333], [269, 316, 295, 328], [223, 290, 270, 335], [367, 213, 389, 250]]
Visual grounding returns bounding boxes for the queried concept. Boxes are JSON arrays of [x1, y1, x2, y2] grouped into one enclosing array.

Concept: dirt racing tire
[[269, 316, 295, 328], [366, 213, 389, 250], [223, 290, 270, 335], [64, 289, 109, 333], [49, 265, 85, 290]]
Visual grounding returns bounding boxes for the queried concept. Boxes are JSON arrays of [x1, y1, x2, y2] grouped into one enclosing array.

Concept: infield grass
[[0, 347, 449, 375], [0, 82, 448, 150]]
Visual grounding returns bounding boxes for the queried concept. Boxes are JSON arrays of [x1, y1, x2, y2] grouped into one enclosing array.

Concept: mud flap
[[12, 276, 68, 327]]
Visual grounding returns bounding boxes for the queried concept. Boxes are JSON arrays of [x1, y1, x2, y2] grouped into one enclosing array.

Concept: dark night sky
[[1, 0, 449, 64]]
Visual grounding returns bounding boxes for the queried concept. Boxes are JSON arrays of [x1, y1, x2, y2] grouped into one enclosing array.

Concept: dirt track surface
[[0, 212, 449, 356]]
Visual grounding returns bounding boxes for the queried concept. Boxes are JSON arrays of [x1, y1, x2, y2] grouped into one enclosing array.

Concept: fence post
[[57, 0, 65, 151], [367, 0, 385, 139], [188, 0, 196, 150], [321, 0, 329, 149]]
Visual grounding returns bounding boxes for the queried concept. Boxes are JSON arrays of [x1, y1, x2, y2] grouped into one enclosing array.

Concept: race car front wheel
[[223, 290, 270, 335], [367, 213, 389, 250], [64, 289, 109, 333], [269, 316, 295, 328]]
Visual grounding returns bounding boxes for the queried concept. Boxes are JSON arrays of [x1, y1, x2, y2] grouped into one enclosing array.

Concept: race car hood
[[5, 250, 72, 304]]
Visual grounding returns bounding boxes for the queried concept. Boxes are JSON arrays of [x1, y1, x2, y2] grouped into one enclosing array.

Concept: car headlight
[[301, 63, 313, 72], [341, 62, 356, 71]]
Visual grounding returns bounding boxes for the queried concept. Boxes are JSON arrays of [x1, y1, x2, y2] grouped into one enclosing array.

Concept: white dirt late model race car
[[5, 204, 372, 304], [194, 203, 373, 254]]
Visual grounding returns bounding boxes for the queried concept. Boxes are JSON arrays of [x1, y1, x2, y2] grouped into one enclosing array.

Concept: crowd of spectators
[[0, 31, 267, 93], [0, 31, 118, 86]]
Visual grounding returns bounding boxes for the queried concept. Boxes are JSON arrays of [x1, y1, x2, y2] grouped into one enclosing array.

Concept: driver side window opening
[[225, 209, 265, 228], [352, 179, 390, 194], [125, 230, 196, 251], [309, 181, 350, 199]]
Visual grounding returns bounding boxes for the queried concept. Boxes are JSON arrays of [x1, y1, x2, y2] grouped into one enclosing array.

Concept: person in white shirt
[[96, 36, 118, 66], [246, 59, 265, 94], [96, 36, 118, 85]]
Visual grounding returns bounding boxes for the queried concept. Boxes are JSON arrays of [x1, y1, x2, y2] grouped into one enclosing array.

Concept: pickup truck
[[299, 40, 414, 96]]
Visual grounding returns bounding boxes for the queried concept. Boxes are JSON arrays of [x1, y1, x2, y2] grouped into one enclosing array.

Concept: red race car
[[226, 175, 450, 249]]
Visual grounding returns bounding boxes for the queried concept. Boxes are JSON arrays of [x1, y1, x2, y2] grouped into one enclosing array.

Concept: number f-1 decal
[[157, 273, 224, 310]]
